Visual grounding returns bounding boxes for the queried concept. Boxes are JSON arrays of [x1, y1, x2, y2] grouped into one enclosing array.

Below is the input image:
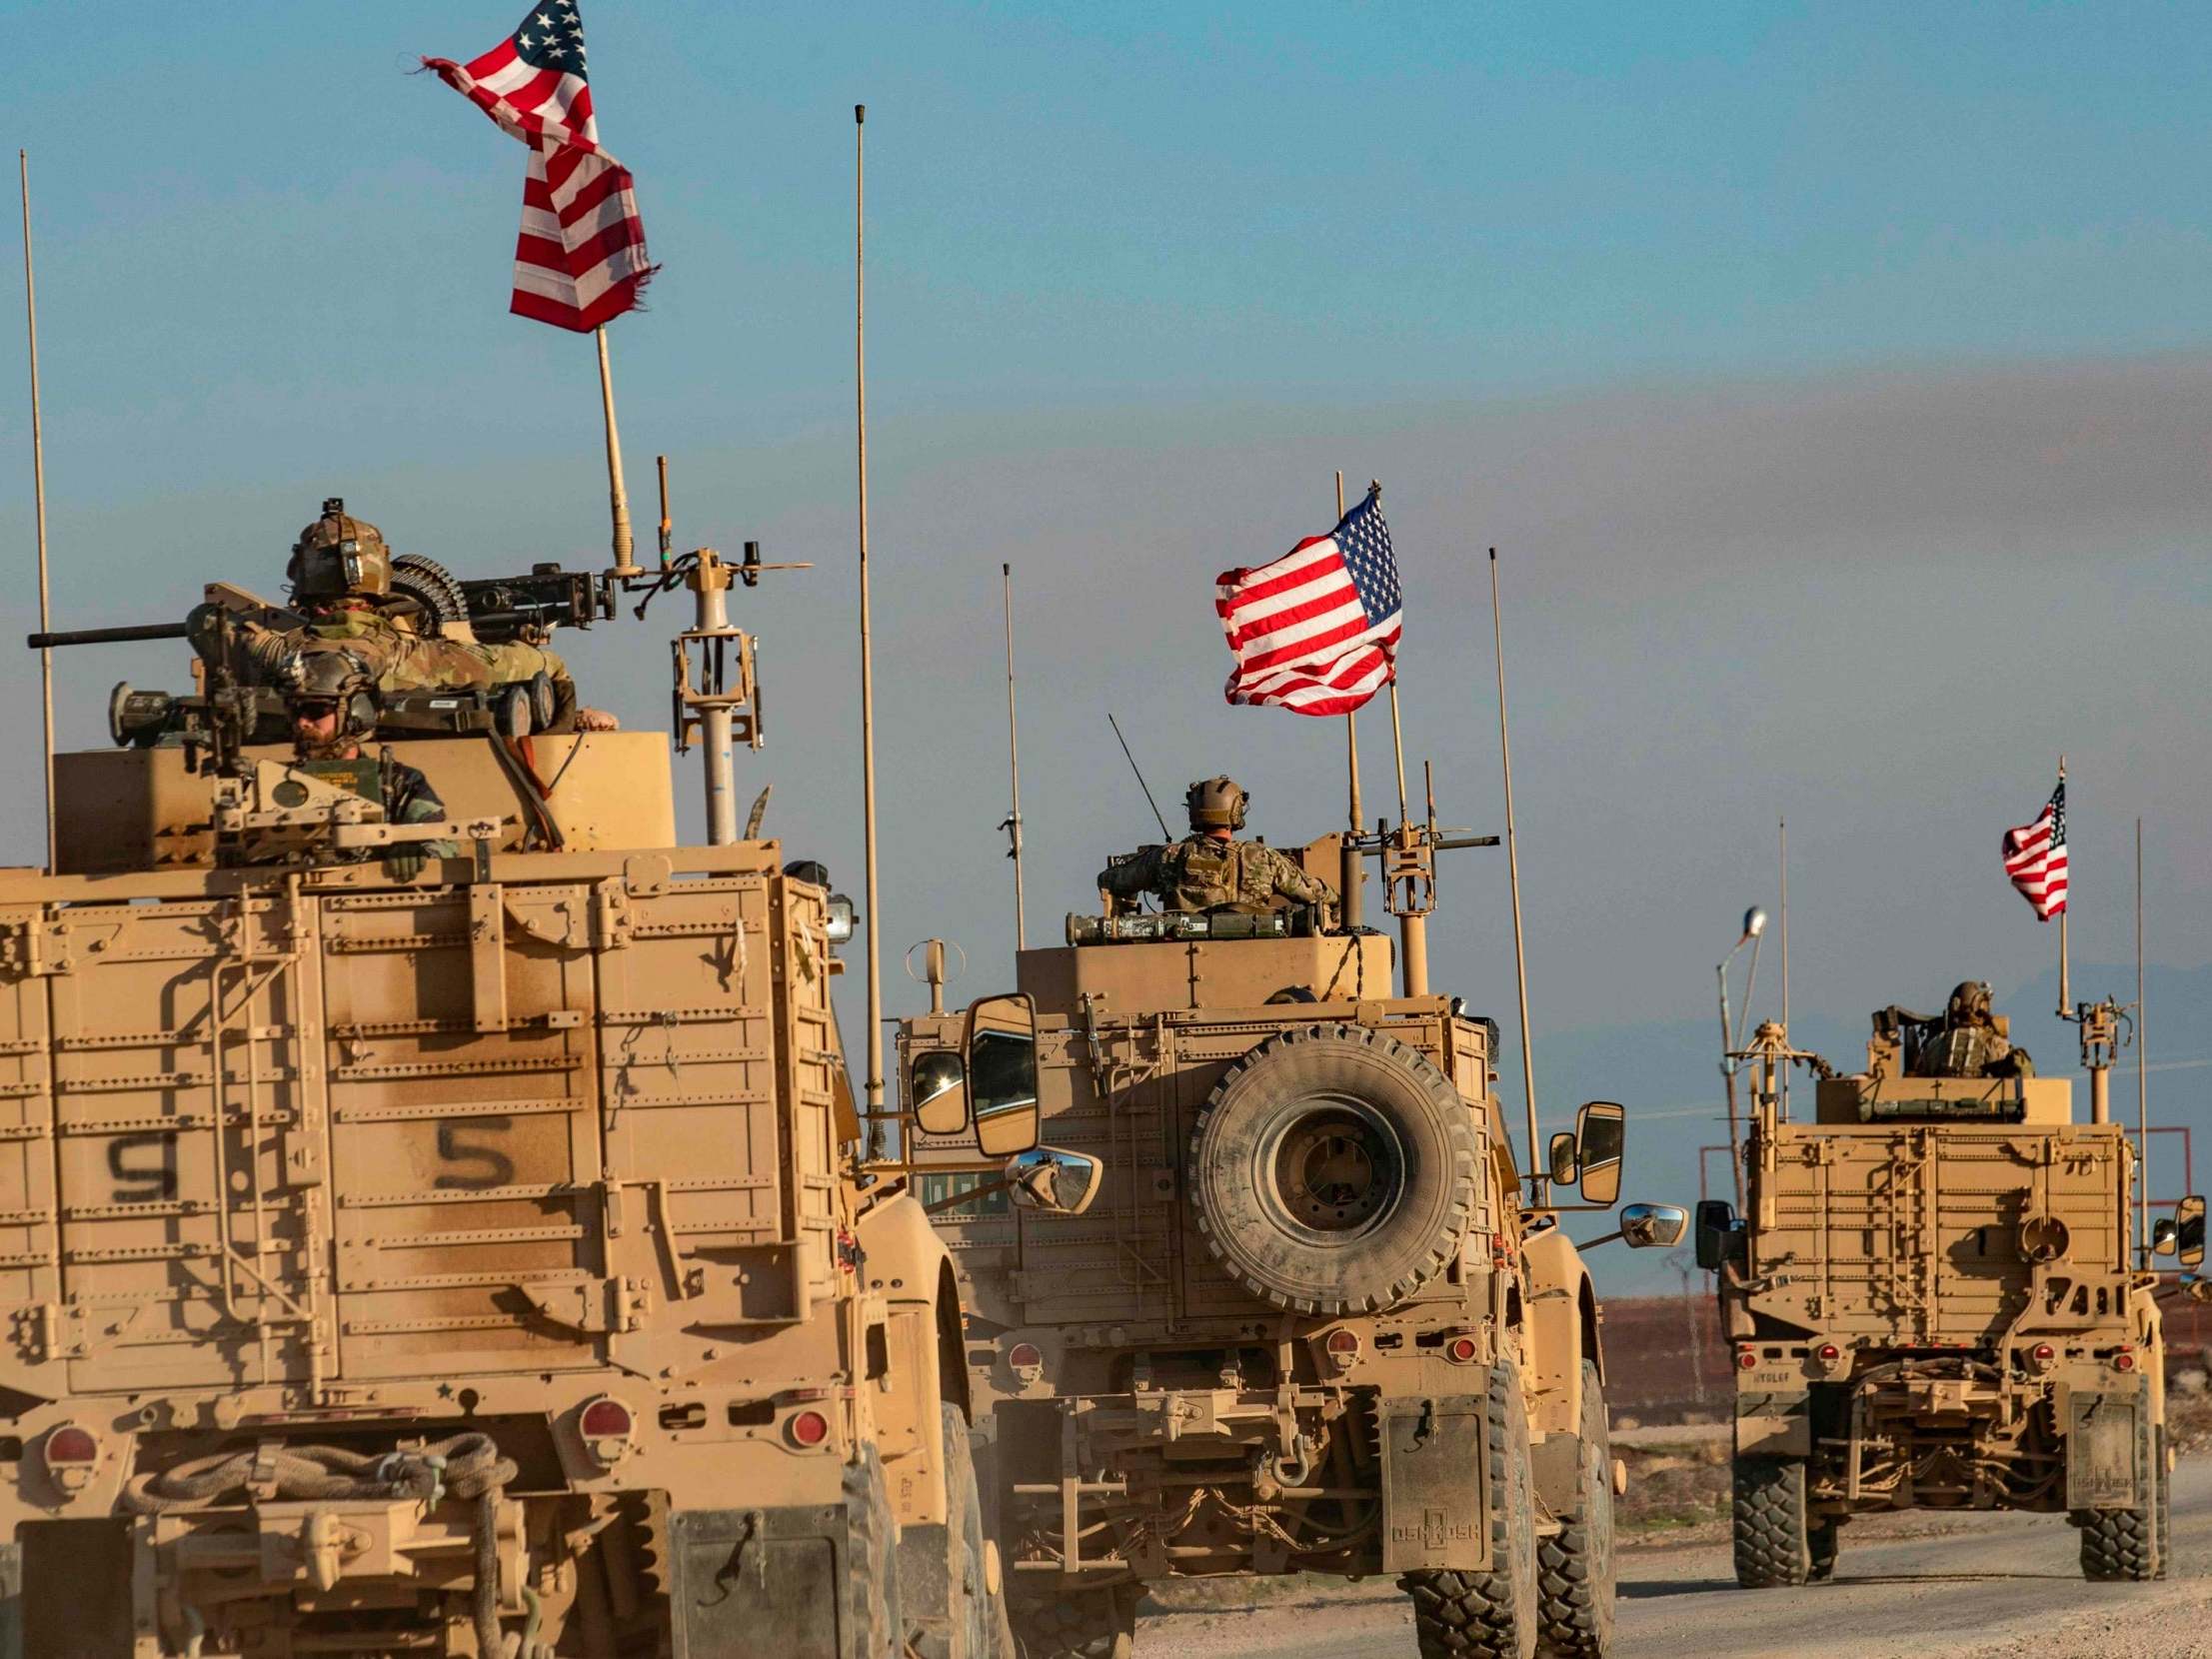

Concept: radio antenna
[[854, 103, 886, 1125], [18, 152, 54, 872], [1107, 713, 1172, 840], [1001, 563, 1027, 949], [1489, 549, 1543, 1203]]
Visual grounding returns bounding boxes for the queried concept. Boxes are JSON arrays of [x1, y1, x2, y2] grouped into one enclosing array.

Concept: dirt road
[[1138, 1460, 2212, 1659]]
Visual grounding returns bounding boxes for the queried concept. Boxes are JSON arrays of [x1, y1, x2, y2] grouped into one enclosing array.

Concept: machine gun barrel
[[27, 622, 189, 649]]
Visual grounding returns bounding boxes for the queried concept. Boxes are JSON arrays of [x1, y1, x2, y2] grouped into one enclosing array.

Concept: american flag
[[1216, 486, 1403, 716], [425, 4, 656, 333], [2002, 779, 2069, 920]]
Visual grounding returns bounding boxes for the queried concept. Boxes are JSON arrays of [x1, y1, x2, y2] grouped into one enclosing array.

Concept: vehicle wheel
[[1731, 1456, 1809, 1588], [1806, 1519, 1839, 1583], [2078, 1405, 2157, 1582], [906, 1405, 1005, 1659], [847, 1445, 906, 1659], [1188, 1023, 1479, 1316], [1536, 1359, 1615, 1656], [1401, 1358, 1539, 1659], [1007, 1583, 1137, 1659]]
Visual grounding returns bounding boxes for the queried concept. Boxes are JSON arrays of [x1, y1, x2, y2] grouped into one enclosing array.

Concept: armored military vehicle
[[894, 824, 1683, 1659], [1697, 994, 2202, 1588], [0, 541, 1010, 1658]]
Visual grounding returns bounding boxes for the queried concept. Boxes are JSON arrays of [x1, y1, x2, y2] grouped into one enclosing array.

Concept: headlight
[[826, 893, 857, 944]]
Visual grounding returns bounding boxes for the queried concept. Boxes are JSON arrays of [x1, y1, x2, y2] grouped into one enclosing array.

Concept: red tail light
[[1324, 1330, 1360, 1356], [788, 1409, 831, 1448], [44, 1425, 96, 1464], [1445, 1336, 1479, 1365], [1736, 1348, 1759, 1370], [580, 1398, 634, 1440], [2031, 1343, 2056, 1364], [1006, 1342, 1044, 1371], [1816, 1343, 1840, 1363], [2114, 1351, 2138, 1373]]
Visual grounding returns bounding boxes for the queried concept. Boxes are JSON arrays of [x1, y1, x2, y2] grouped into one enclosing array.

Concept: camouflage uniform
[[1098, 834, 1336, 915], [369, 759, 459, 865], [213, 608, 584, 732], [1906, 980, 2032, 1079]]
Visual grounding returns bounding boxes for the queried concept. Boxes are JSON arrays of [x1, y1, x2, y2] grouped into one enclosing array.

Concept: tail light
[[1324, 1330, 1360, 1371], [2030, 1342, 2056, 1368], [1444, 1335, 1479, 1365], [2114, 1350, 2138, 1373], [1736, 1348, 1759, 1371], [1006, 1341, 1045, 1383], [579, 1396, 635, 1465], [787, 1409, 832, 1449], [1815, 1343, 1840, 1363], [42, 1423, 98, 1493]]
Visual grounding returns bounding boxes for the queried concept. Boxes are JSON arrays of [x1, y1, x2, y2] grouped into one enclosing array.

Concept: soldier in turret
[[1888, 979, 2034, 1079], [1098, 776, 1337, 917], [192, 499, 619, 733], [279, 654, 457, 879]]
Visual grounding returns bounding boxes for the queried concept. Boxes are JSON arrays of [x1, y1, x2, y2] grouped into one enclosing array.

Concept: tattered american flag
[[2001, 779, 2069, 920], [1216, 486, 1403, 716], [425, 3, 656, 332]]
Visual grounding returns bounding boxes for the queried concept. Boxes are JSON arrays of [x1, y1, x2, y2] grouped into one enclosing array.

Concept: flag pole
[[1380, 477, 1409, 828], [2055, 755, 2069, 1016], [595, 325, 640, 577], [17, 152, 55, 873], [1489, 548, 1543, 1203], [854, 104, 886, 1127], [1337, 470, 1363, 927], [1778, 817, 1789, 1118], [1002, 562, 1027, 951]]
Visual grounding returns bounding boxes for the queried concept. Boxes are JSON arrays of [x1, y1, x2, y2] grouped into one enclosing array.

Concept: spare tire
[[1188, 1023, 1478, 1316]]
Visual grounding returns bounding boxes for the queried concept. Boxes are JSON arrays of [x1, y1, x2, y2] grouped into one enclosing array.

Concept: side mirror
[[1005, 1146, 1103, 1216], [1619, 1201, 1688, 1249], [967, 992, 1042, 1157], [911, 1049, 969, 1137], [2178, 1194, 2206, 1271], [2154, 1217, 2179, 1257], [1574, 1100, 1624, 1207], [1694, 1198, 1736, 1271], [1547, 1130, 1579, 1186]]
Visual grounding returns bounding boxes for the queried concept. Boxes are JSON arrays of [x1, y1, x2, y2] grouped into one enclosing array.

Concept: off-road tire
[[1401, 1359, 1539, 1659], [1007, 1583, 1137, 1659], [907, 1405, 1008, 1659], [1188, 1023, 1479, 1317], [847, 1445, 905, 1659], [1731, 1456, 1810, 1588], [2077, 1405, 2158, 1582], [1536, 1359, 1615, 1656], [1806, 1519, 1839, 1583]]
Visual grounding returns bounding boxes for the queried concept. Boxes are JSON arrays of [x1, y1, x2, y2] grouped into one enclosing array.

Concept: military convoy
[[1697, 989, 2203, 1589], [0, 517, 1011, 1658], [893, 789, 1685, 1659]]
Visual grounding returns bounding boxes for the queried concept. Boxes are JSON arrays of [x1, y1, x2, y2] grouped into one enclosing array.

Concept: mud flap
[[2066, 1391, 2141, 1510], [670, 1505, 855, 1659], [1379, 1392, 1490, 1573], [1734, 1387, 1811, 1458]]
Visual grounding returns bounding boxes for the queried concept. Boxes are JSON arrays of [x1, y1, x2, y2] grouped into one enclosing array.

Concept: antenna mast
[[1002, 563, 1027, 949], [17, 152, 54, 872], [595, 326, 640, 577], [855, 104, 885, 1118], [1489, 549, 1542, 1202]]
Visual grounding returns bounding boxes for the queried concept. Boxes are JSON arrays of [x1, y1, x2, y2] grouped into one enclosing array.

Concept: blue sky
[[7, 3, 2212, 1291]]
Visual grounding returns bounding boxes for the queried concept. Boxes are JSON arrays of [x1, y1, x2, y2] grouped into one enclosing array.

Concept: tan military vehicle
[[894, 825, 1684, 1659], [0, 545, 1010, 1658], [1698, 992, 2202, 1588]]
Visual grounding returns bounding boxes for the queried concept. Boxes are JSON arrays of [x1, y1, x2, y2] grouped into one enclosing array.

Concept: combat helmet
[[1185, 776, 1248, 832], [288, 648, 380, 756], [287, 497, 393, 603]]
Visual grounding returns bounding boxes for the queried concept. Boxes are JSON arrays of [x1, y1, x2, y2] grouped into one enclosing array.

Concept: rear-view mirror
[[1547, 1130, 1578, 1186], [1574, 1100, 1624, 1207], [911, 1049, 969, 1137], [1694, 1198, 1736, 1271], [1620, 1202, 1688, 1249], [1006, 1146, 1103, 1216], [2153, 1217, 2179, 1257], [2178, 1194, 2206, 1271], [968, 992, 1042, 1157]]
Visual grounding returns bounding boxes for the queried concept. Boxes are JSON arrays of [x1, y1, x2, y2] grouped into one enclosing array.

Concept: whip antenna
[[854, 104, 886, 1124]]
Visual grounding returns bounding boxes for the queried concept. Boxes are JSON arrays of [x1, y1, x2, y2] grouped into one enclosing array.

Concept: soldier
[[194, 500, 619, 734], [285, 652, 457, 879], [1098, 776, 1337, 917], [1906, 979, 2033, 1078]]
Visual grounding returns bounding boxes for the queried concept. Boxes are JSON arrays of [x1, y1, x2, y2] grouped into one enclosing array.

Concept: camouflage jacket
[[377, 758, 459, 862], [1098, 834, 1336, 914], [206, 608, 581, 729]]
